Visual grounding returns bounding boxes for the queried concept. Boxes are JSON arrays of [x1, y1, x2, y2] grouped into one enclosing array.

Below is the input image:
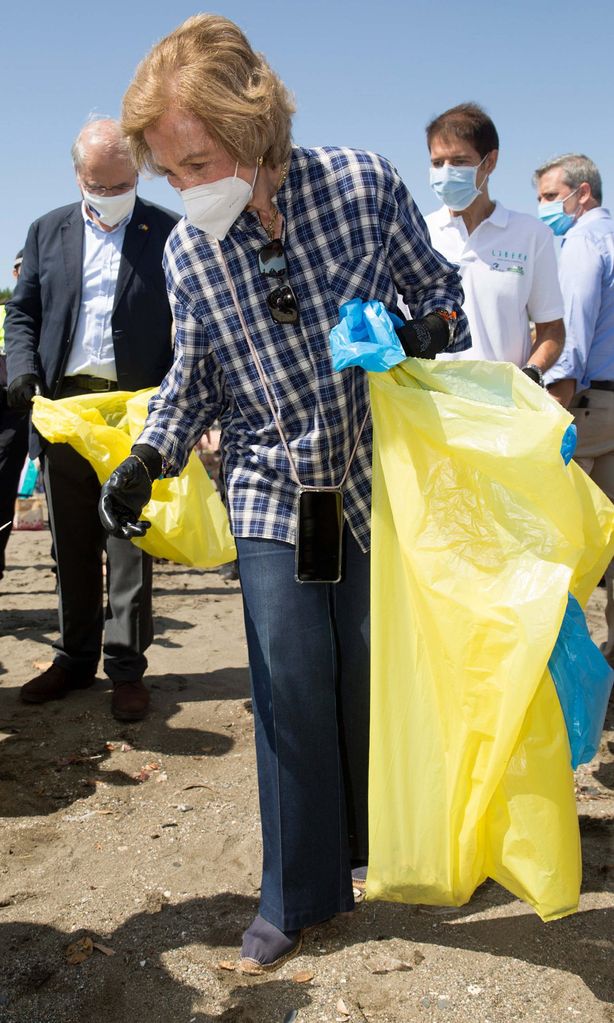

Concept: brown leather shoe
[[111, 680, 150, 722], [20, 663, 96, 704]]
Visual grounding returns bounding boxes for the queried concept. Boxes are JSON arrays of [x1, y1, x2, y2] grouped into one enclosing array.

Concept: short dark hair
[[426, 103, 499, 159]]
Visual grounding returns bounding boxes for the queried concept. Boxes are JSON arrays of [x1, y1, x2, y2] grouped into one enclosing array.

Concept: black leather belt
[[590, 381, 614, 392], [64, 374, 118, 393]]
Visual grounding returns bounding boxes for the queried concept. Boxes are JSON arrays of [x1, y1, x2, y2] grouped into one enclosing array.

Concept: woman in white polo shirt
[[424, 102, 565, 387]]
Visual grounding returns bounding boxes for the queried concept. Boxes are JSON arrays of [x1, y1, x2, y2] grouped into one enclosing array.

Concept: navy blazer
[[5, 196, 179, 451]]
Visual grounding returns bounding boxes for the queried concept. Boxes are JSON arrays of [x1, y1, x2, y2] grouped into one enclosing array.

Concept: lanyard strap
[[216, 240, 370, 490]]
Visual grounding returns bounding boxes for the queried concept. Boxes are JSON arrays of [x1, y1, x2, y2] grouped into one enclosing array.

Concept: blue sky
[[2, 0, 613, 288]]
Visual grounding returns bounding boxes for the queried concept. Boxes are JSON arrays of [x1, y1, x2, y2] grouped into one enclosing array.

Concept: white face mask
[[181, 164, 257, 239], [82, 185, 137, 228]]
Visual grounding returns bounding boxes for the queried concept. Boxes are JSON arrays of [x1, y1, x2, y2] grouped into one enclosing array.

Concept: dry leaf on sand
[[92, 942, 115, 957], [367, 955, 414, 974], [65, 936, 93, 965]]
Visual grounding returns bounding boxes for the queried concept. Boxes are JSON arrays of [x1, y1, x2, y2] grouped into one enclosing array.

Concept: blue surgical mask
[[538, 188, 580, 237], [429, 155, 489, 212]]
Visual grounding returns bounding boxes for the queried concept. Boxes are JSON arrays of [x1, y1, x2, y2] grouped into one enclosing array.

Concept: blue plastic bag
[[548, 593, 614, 768], [18, 458, 39, 498], [329, 299, 406, 372], [560, 424, 577, 465]]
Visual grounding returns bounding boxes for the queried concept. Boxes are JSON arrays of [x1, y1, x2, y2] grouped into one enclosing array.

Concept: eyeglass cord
[[216, 239, 370, 492]]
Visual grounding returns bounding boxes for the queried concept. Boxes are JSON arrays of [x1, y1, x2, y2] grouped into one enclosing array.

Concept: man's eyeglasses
[[80, 181, 136, 197], [258, 239, 300, 325]]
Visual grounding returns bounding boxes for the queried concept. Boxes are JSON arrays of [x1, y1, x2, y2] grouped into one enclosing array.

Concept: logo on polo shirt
[[490, 249, 528, 275]]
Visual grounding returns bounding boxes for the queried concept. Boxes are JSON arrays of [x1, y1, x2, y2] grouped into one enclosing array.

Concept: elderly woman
[[100, 14, 470, 969]]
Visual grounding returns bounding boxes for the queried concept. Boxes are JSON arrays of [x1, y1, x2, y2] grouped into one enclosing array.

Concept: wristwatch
[[434, 309, 457, 348], [522, 363, 544, 387]]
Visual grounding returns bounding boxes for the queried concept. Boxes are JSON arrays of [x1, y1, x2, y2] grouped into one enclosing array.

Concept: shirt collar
[[434, 199, 509, 231], [232, 148, 296, 240], [568, 206, 609, 233], [487, 201, 509, 228]]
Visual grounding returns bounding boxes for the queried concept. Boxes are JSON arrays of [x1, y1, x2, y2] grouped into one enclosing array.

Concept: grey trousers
[[44, 442, 153, 682]]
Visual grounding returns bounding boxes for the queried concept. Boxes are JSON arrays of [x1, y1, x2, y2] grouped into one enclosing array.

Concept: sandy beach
[[0, 529, 612, 1023]]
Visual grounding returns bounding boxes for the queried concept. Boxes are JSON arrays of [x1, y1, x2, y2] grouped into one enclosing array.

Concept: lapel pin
[[138, 223, 149, 231]]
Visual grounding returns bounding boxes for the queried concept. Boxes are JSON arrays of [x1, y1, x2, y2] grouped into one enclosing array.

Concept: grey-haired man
[[535, 153, 614, 662], [5, 118, 178, 718]]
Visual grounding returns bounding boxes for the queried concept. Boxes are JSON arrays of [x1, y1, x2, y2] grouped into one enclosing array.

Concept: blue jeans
[[236, 527, 370, 931]]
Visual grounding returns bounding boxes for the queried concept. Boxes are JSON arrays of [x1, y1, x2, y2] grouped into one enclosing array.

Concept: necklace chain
[[264, 159, 288, 241]]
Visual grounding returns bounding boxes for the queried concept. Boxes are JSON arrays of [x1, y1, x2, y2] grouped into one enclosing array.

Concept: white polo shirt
[[425, 201, 564, 367]]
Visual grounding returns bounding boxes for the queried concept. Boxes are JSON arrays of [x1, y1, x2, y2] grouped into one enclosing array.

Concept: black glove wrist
[[98, 454, 154, 540], [131, 443, 163, 480], [395, 313, 452, 360], [7, 373, 42, 410]]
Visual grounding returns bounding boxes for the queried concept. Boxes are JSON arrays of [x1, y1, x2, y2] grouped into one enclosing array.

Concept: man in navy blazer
[[5, 117, 179, 721]]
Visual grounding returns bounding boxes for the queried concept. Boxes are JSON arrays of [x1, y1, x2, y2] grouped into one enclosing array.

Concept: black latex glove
[[395, 313, 451, 360], [7, 373, 42, 410], [99, 455, 154, 540]]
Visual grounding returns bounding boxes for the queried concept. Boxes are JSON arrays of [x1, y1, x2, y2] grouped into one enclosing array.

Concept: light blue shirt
[[545, 207, 614, 391], [64, 204, 130, 380]]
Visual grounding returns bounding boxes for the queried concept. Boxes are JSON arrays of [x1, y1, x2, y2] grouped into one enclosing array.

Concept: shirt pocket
[[324, 244, 393, 307]]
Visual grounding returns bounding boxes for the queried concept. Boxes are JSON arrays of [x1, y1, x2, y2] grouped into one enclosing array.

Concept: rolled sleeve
[[136, 279, 226, 474]]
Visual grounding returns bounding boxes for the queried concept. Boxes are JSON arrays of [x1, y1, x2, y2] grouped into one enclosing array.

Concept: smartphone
[[295, 487, 344, 583]]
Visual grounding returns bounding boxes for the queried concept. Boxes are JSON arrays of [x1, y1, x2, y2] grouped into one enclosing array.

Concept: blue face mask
[[538, 188, 580, 236], [429, 155, 489, 212]]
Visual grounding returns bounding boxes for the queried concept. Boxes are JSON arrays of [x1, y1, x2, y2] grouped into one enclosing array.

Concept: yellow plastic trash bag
[[367, 359, 614, 922], [32, 390, 236, 569]]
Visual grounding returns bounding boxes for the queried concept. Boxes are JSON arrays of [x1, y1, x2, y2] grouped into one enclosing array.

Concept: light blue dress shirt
[[545, 207, 614, 391], [64, 204, 130, 380]]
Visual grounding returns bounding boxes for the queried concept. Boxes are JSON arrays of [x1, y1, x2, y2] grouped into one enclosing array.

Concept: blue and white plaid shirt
[[139, 146, 470, 550]]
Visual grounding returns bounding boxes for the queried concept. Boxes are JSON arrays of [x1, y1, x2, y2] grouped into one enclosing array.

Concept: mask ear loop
[[475, 153, 491, 193], [562, 186, 583, 227], [235, 160, 262, 190]]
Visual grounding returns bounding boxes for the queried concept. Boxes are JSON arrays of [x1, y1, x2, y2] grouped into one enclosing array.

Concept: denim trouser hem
[[258, 894, 356, 933]]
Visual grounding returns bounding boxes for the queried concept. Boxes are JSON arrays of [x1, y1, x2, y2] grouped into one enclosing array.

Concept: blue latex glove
[[329, 299, 406, 372], [560, 424, 577, 465]]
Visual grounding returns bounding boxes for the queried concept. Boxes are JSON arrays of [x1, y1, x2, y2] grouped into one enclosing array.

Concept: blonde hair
[[122, 14, 295, 171]]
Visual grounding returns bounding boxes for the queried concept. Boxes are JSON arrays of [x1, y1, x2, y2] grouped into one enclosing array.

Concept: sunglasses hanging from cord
[[258, 238, 300, 325]]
